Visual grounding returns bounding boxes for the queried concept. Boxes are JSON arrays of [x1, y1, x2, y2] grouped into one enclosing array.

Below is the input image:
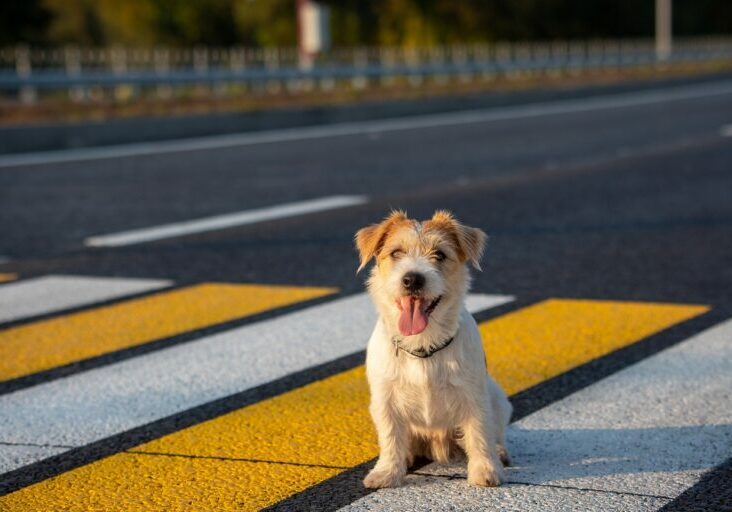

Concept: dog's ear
[[430, 210, 487, 270], [355, 210, 408, 272]]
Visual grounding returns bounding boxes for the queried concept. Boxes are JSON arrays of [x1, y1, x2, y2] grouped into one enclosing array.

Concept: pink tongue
[[398, 296, 428, 336]]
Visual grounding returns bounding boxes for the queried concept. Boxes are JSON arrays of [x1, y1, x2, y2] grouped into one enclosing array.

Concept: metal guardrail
[[2, 39, 731, 99]]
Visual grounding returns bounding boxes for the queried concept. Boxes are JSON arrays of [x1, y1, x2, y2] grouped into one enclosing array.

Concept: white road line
[[84, 195, 369, 247], [0, 445, 68, 475], [0, 293, 512, 473], [0, 275, 171, 324], [720, 124, 732, 137], [1, 80, 732, 169], [341, 318, 732, 511]]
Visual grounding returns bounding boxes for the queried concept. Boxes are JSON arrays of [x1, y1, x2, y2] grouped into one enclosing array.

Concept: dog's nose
[[402, 272, 425, 292]]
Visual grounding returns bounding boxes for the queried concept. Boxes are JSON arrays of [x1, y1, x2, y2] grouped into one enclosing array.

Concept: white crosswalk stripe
[[0, 275, 171, 324]]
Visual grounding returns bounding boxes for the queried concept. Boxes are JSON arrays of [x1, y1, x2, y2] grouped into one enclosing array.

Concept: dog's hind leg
[[488, 377, 513, 467], [428, 430, 453, 464]]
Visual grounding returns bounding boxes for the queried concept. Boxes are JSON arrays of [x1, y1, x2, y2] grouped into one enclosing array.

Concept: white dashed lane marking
[[84, 195, 369, 247]]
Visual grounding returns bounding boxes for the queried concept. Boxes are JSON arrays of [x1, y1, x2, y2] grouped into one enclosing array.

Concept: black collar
[[392, 331, 457, 358]]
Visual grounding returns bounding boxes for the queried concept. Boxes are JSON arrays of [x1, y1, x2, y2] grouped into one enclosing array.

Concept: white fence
[[2, 37, 731, 102]]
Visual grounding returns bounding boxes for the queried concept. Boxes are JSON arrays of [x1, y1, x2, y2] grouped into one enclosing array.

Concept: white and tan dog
[[356, 210, 512, 489]]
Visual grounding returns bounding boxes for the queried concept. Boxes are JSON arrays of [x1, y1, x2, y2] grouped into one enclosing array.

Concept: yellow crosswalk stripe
[[0, 283, 335, 382], [480, 298, 709, 395], [0, 298, 707, 511], [0, 273, 17, 283]]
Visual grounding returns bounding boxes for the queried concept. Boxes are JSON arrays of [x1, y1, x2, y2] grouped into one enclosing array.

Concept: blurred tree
[[0, 0, 53, 45], [233, 0, 296, 46], [675, 0, 732, 35], [150, 0, 240, 46], [3, 0, 730, 47], [43, 0, 240, 46], [323, 0, 656, 45], [94, 0, 157, 45], [44, 0, 106, 45]]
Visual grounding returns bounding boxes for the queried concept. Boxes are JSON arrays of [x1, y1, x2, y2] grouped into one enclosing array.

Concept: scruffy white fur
[[356, 210, 512, 489]]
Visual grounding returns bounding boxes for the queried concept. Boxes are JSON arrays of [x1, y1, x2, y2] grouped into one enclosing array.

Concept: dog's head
[[355, 210, 486, 337]]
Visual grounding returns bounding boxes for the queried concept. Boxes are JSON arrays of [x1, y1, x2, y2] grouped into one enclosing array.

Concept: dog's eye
[[433, 250, 447, 262], [390, 249, 404, 259]]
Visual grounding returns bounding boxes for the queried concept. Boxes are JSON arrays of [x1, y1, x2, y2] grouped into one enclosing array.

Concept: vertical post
[[380, 47, 396, 87], [110, 46, 128, 101], [230, 46, 247, 93], [656, 0, 672, 61], [264, 47, 281, 93], [193, 46, 209, 95], [432, 46, 448, 85], [351, 47, 368, 90], [406, 47, 422, 87], [154, 47, 172, 99], [15, 45, 36, 104], [297, 0, 330, 70], [65, 45, 84, 101]]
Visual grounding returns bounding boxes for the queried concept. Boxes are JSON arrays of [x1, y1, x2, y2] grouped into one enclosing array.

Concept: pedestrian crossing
[[0, 273, 722, 511], [0, 275, 171, 325], [342, 319, 732, 511], [0, 273, 17, 283], [0, 282, 334, 384], [0, 292, 508, 474]]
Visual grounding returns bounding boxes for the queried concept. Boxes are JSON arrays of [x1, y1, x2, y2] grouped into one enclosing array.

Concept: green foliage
[[233, 0, 296, 47], [3, 0, 731, 47]]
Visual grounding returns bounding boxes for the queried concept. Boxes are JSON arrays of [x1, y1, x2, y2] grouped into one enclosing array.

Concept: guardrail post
[[493, 42, 507, 79], [352, 47, 368, 90], [405, 47, 422, 87], [212, 48, 227, 96], [318, 48, 335, 91], [264, 47, 281, 93], [154, 47, 172, 99], [476, 44, 492, 82], [64, 45, 85, 102], [429, 46, 447, 85], [110, 46, 129, 101], [230, 47, 247, 93], [453, 45, 469, 84], [380, 47, 396, 87], [193, 46, 210, 95], [15, 44, 36, 104]]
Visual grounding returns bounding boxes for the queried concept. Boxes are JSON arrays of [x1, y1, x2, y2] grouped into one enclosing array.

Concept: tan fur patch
[[424, 210, 487, 269], [355, 210, 411, 272]]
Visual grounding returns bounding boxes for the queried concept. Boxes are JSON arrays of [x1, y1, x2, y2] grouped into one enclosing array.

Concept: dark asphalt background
[[0, 74, 731, 509]]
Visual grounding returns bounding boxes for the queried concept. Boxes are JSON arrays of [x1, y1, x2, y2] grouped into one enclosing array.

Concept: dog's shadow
[[411, 423, 732, 486]]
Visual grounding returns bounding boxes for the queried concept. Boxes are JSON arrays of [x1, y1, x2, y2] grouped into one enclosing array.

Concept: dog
[[355, 210, 512, 489]]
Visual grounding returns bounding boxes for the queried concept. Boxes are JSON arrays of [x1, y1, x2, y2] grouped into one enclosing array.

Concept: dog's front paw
[[363, 466, 405, 488], [467, 459, 504, 487]]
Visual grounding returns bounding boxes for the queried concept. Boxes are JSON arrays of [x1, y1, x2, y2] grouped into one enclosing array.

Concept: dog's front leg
[[364, 398, 408, 488], [463, 410, 504, 487]]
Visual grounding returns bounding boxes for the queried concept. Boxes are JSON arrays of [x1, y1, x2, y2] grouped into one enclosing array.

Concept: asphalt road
[[0, 75, 731, 511]]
